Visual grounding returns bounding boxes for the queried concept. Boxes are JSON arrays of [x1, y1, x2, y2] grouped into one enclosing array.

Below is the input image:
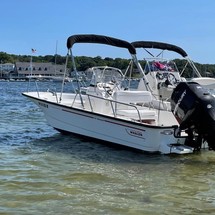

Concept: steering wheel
[[167, 73, 177, 85]]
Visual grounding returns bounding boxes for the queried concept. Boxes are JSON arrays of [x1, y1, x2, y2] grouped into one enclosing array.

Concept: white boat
[[22, 34, 215, 154], [131, 41, 215, 100]]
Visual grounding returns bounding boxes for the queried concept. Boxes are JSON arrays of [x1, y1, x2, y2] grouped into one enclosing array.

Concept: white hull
[[22, 35, 197, 155], [191, 77, 215, 90], [23, 91, 192, 154]]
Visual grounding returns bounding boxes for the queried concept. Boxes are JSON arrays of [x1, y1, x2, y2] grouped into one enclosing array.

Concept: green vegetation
[[0, 51, 215, 78]]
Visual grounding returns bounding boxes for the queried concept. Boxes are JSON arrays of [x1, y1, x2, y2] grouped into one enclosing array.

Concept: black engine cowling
[[171, 82, 215, 150]]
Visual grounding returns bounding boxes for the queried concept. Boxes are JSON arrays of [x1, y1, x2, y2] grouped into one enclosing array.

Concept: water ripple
[[1, 81, 215, 214]]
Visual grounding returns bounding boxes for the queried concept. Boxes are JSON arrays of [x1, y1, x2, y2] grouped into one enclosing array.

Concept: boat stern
[[157, 128, 194, 154], [159, 143, 194, 154]]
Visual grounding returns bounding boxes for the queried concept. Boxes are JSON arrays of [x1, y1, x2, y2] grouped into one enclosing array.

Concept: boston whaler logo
[[126, 128, 145, 139]]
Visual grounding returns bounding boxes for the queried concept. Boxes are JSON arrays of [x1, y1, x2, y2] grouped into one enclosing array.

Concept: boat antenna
[[54, 40, 58, 76]]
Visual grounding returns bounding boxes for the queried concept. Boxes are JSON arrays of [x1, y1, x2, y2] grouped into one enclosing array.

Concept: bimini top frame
[[67, 34, 136, 55], [131, 41, 188, 58]]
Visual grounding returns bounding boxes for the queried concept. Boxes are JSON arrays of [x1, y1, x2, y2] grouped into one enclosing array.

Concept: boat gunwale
[[22, 92, 178, 130]]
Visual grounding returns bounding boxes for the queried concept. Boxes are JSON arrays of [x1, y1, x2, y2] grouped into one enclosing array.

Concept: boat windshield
[[88, 66, 124, 85]]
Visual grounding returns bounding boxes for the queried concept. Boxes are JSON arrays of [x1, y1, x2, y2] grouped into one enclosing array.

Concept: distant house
[[11, 62, 68, 79]]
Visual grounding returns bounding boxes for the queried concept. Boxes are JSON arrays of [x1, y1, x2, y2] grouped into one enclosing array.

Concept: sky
[[1, 0, 215, 64]]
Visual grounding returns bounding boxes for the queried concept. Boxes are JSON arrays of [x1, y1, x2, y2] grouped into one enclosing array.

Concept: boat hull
[[23, 92, 192, 154], [191, 77, 215, 90]]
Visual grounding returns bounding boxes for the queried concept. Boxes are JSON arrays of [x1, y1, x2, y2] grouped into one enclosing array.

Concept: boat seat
[[113, 90, 152, 104], [116, 109, 156, 120], [112, 90, 156, 122]]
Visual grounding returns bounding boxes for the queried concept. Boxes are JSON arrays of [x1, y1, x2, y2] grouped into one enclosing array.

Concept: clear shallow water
[[0, 81, 215, 215]]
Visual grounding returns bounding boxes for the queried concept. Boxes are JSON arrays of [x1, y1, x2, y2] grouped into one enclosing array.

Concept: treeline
[[0, 52, 132, 71], [0, 51, 215, 77]]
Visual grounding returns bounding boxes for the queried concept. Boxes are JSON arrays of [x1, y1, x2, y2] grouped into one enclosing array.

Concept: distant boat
[[50, 76, 72, 82]]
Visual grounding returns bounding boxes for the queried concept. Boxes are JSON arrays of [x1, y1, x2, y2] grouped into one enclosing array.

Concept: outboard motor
[[171, 82, 215, 150]]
